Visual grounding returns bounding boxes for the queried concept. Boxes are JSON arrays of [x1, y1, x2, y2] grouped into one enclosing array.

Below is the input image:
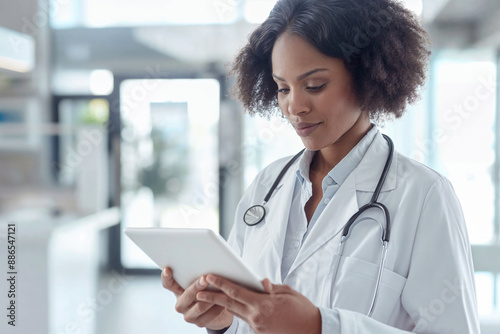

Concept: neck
[[311, 113, 372, 175]]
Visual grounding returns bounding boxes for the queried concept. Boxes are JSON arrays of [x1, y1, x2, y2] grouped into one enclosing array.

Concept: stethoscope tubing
[[263, 148, 305, 204], [243, 148, 304, 226], [244, 134, 394, 233], [342, 201, 391, 242]]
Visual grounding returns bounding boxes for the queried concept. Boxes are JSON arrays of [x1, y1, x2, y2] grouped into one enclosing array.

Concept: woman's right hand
[[161, 267, 234, 331]]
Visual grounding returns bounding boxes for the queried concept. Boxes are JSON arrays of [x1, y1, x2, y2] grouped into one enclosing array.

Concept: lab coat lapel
[[262, 161, 298, 282], [355, 132, 397, 192], [286, 131, 397, 278]]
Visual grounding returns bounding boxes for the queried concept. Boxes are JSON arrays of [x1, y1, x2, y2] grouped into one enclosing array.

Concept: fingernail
[[206, 275, 215, 284], [163, 268, 169, 278]]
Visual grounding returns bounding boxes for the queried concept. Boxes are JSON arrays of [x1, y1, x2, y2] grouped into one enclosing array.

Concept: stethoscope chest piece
[[244, 205, 266, 226]]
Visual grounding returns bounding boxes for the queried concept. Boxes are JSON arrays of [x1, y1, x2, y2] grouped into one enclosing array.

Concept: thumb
[[269, 283, 294, 294], [261, 278, 273, 293]]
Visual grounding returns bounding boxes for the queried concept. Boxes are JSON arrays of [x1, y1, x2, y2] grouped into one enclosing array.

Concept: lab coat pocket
[[330, 256, 407, 322]]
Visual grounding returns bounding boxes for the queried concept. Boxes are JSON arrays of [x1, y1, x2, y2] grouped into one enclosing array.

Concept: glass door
[[119, 79, 220, 269]]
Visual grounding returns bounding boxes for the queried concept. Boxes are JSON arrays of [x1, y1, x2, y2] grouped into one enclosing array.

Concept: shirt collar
[[296, 149, 315, 185], [296, 124, 378, 186]]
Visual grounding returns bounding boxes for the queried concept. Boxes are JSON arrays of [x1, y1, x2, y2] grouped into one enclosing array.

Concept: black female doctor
[[161, 0, 480, 333]]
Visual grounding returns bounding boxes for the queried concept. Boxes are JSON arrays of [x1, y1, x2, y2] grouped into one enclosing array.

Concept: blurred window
[[242, 115, 302, 189], [56, 98, 110, 185], [119, 79, 220, 269], [51, 0, 238, 28], [432, 50, 496, 245], [51, 0, 421, 28], [431, 50, 498, 316]]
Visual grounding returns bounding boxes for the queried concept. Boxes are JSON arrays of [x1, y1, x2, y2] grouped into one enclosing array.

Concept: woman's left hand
[[196, 274, 322, 334]]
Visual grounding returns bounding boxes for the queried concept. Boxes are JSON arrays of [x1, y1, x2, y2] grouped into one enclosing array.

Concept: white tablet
[[124, 227, 264, 292]]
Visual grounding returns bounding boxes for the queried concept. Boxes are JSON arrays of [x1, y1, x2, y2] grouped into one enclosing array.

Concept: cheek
[[321, 87, 358, 115], [338, 84, 359, 109], [277, 97, 288, 115]]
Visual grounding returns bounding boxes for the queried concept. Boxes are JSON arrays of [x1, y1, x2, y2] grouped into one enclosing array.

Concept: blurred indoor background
[[0, 0, 500, 333]]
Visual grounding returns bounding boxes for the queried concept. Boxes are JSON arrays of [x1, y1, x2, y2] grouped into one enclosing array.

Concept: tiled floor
[[95, 272, 206, 334]]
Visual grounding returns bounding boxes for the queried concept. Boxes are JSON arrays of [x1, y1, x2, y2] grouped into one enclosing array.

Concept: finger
[[205, 274, 257, 306], [161, 267, 184, 297], [183, 301, 217, 324], [269, 283, 295, 294], [261, 278, 272, 294], [225, 308, 247, 325], [196, 290, 247, 317], [195, 306, 230, 328], [175, 276, 209, 314]]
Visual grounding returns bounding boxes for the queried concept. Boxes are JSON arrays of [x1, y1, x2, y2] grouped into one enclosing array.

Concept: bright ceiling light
[[89, 69, 114, 95], [402, 0, 423, 16], [245, 0, 278, 24]]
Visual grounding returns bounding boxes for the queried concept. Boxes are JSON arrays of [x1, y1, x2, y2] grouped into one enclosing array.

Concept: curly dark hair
[[229, 0, 431, 120]]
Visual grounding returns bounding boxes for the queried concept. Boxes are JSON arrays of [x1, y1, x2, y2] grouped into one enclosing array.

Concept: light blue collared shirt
[[280, 125, 378, 280]]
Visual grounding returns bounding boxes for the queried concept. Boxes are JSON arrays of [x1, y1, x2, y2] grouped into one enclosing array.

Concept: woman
[[162, 0, 480, 333]]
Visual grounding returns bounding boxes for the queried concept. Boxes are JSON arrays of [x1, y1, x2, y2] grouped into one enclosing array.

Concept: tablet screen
[[124, 227, 264, 292]]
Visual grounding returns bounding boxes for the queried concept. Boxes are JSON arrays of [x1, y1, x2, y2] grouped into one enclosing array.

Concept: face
[[271, 33, 367, 151]]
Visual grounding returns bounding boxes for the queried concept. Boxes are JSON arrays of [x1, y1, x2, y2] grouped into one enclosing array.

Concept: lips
[[293, 122, 321, 137]]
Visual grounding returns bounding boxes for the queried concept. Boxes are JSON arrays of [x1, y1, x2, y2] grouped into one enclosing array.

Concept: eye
[[306, 84, 326, 92], [277, 88, 290, 95]]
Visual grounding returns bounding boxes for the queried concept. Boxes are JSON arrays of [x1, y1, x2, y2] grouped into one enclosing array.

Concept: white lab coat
[[224, 130, 480, 333]]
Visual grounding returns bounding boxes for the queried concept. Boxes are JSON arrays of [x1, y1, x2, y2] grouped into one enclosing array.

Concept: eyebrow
[[272, 68, 329, 82]]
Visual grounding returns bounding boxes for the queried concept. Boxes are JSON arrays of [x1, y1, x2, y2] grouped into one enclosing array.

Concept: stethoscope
[[243, 134, 394, 317]]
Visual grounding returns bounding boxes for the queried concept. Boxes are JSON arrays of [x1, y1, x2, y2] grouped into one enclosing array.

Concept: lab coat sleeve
[[400, 176, 479, 332], [206, 318, 239, 334], [226, 169, 267, 256], [318, 177, 480, 333]]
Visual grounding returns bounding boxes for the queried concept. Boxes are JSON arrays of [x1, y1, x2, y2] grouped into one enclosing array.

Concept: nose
[[286, 90, 311, 116]]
